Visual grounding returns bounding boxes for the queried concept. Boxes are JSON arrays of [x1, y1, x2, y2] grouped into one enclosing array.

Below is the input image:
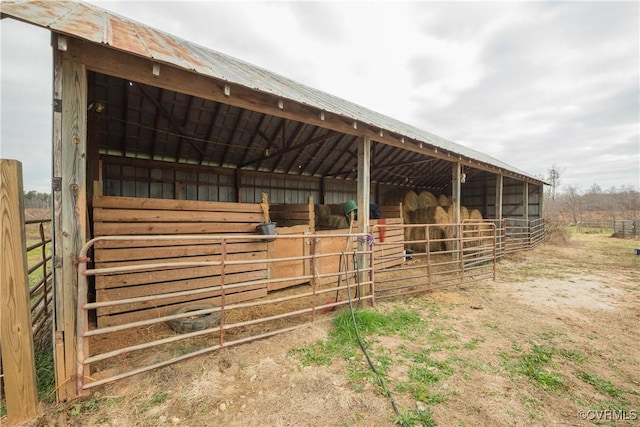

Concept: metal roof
[[1, 0, 542, 185]]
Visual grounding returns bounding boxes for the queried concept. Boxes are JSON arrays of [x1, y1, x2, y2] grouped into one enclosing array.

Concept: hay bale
[[403, 191, 419, 211], [411, 207, 436, 224], [469, 209, 483, 221], [406, 224, 445, 253], [418, 191, 437, 208], [328, 204, 344, 216], [329, 215, 349, 229], [447, 205, 470, 222], [433, 206, 449, 230], [438, 194, 451, 207], [315, 204, 331, 218]]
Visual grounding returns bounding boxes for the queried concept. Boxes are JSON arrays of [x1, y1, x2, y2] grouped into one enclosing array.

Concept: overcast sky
[[1, 0, 638, 194]]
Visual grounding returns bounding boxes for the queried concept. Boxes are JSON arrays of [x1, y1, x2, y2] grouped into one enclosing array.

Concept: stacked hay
[[315, 204, 349, 230], [444, 206, 485, 250], [418, 191, 438, 208], [403, 191, 450, 252], [438, 194, 452, 207]]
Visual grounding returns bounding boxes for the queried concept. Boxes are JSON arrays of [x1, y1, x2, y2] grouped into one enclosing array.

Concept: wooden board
[[92, 195, 269, 327], [267, 224, 310, 291]]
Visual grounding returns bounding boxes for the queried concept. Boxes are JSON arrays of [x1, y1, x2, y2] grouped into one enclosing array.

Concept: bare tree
[[547, 164, 564, 201], [563, 185, 582, 224]]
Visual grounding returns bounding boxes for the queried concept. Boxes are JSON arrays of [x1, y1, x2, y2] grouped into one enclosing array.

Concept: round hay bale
[[403, 191, 419, 211], [447, 205, 455, 222], [461, 206, 470, 221], [433, 206, 449, 230], [329, 215, 349, 229], [469, 209, 483, 220], [412, 207, 436, 224], [418, 191, 437, 208], [438, 194, 451, 207], [315, 204, 331, 218]]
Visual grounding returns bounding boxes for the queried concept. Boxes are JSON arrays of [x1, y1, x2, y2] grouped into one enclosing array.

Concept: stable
[[2, 1, 545, 400]]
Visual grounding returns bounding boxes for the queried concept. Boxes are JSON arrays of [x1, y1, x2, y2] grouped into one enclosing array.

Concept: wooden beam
[[58, 54, 88, 399], [495, 174, 504, 220], [51, 36, 67, 402], [0, 159, 38, 425], [451, 163, 462, 262], [356, 135, 371, 299], [524, 181, 530, 220]]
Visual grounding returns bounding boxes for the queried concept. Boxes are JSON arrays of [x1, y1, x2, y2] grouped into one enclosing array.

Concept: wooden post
[[495, 174, 503, 255], [52, 39, 88, 400], [0, 159, 38, 424], [523, 181, 529, 221], [451, 163, 461, 263], [356, 136, 370, 300]]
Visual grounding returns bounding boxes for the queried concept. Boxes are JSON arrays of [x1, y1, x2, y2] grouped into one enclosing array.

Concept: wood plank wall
[[92, 195, 269, 327]]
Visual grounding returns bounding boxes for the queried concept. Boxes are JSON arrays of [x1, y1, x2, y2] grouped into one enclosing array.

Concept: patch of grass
[[518, 393, 543, 420], [289, 340, 334, 367], [578, 372, 624, 400], [138, 391, 168, 413], [331, 307, 423, 344], [35, 346, 56, 402], [558, 348, 587, 363], [518, 345, 565, 391], [462, 336, 485, 350], [393, 408, 436, 427], [68, 392, 105, 417]]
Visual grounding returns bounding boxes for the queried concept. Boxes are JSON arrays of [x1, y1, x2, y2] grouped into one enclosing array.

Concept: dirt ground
[[22, 232, 640, 426]]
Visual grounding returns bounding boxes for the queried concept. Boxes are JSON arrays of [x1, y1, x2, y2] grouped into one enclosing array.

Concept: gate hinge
[[53, 177, 62, 191]]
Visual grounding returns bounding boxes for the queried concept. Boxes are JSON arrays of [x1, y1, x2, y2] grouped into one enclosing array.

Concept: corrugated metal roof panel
[[2, 0, 542, 182]]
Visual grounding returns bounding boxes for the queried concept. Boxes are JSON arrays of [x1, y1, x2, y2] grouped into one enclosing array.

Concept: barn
[[2, 1, 545, 400]]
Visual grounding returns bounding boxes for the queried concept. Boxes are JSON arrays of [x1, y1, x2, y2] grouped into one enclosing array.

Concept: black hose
[[342, 251, 405, 425]]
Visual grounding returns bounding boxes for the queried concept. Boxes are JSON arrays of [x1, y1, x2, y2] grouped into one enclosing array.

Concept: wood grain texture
[[0, 159, 38, 424]]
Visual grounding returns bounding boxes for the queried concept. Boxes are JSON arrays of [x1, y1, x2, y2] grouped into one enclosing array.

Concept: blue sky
[[1, 0, 638, 193]]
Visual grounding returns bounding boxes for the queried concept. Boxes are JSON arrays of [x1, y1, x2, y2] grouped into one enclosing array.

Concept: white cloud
[[1, 0, 638, 193]]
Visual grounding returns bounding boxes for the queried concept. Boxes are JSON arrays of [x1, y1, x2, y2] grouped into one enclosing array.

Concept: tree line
[[24, 191, 51, 209], [544, 165, 640, 224]]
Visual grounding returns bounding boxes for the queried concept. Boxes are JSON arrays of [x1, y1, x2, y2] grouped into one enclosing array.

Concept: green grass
[[393, 408, 437, 427], [498, 344, 567, 392], [519, 345, 565, 390], [578, 372, 624, 400], [289, 306, 455, 424], [35, 346, 57, 402]]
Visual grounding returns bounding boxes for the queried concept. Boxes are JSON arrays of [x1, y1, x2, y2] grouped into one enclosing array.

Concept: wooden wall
[[92, 195, 269, 327]]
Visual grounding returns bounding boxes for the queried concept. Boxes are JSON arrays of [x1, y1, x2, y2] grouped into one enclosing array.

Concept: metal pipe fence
[[24, 218, 54, 337], [74, 217, 544, 394], [76, 232, 374, 394]]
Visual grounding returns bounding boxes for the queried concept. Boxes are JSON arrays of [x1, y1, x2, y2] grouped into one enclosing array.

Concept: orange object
[[378, 218, 386, 242]]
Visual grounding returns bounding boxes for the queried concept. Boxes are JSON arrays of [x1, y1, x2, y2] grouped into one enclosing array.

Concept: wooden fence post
[[1, 159, 38, 425]]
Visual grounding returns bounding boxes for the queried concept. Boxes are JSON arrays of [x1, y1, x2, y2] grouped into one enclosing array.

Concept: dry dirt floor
[[23, 232, 640, 426]]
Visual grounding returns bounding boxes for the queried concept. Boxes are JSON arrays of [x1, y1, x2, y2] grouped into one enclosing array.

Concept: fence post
[[1, 159, 39, 425]]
